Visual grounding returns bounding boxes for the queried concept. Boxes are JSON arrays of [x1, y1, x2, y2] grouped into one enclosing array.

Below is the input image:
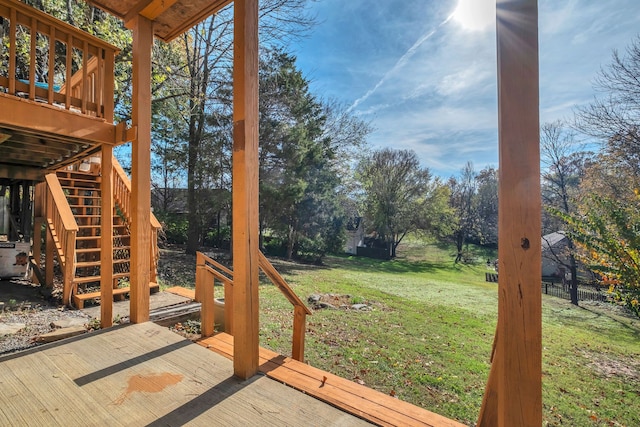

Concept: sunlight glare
[[452, 0, 495, 31]]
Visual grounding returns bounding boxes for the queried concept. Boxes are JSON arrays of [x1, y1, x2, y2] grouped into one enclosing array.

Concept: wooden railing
[[42, 173, 78, 305], [112, 157, 162, 281], [195, 251, 312, 362], [196, 252, 234, 337], [258, 252, 312, 362], [0, 0, 117, 120]]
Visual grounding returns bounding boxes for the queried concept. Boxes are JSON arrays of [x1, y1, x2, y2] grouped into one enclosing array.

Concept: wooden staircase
[[36, 158, 160, 309]]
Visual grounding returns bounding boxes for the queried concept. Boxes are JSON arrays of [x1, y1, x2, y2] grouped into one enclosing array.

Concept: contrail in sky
[[348, 12, 455, 113]]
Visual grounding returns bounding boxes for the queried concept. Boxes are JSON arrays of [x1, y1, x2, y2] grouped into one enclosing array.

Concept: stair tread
[[73, 271, 130, 284], [76, 246, 131, 253], [77, 235, 130, 241], [74, 282, 159, 300], [77, 259, 130, 268], [78, 224, 127, 228]]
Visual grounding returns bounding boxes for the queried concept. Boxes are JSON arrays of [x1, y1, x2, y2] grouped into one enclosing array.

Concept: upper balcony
[[0, 0, 119, 178]]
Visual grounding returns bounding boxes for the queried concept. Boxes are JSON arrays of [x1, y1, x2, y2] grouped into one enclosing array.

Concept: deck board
[[199, 333, 465, 427], [0, 322, 370, 426]]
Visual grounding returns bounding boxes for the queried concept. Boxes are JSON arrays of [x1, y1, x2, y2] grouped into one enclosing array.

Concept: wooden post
[[292, 305, 306, 362], [195, 252, 205, 303], [100, 144, 114, 328], [129, 14, 153, 323], [478, 1, 542, 426], [232, 0, 260, 380], [224, 277, 233, 335], [32, 217, 42, 285], [201, 270, 215, 337], [45, 226, 54, 287]]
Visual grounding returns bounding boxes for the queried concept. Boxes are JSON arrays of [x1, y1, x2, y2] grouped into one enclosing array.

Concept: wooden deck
[[200, 333, 464, 427], [0, 322, 371, 426]]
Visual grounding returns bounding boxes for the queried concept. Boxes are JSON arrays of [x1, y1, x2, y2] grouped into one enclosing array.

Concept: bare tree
[[541, 121, 588, 305], [575, 36, 640, 176]]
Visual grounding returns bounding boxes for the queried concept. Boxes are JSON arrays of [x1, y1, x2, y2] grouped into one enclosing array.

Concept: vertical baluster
[[29, 17, 37, 100], [9, 8, 17, 95], [65, 32, 72, 110], [96, 48, 104, 118], [82, 40, 88, 114], [104, 49, 115, 122], [48, 27, 56, 105]]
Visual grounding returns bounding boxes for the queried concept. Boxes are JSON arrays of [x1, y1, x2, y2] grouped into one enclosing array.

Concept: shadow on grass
[[547, 301, 640, 341], [323, 254, 464, 276], [265, 250, 486, 280]]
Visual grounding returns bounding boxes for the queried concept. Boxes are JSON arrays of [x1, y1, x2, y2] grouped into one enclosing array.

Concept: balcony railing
[[0, 0, 117, 120]]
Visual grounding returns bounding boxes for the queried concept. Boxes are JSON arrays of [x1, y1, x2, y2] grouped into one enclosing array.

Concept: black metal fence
[[541, 281, 609, 302]]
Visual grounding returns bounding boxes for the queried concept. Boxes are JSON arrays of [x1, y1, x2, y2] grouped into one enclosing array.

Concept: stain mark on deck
[[114, 372, 183, 405]]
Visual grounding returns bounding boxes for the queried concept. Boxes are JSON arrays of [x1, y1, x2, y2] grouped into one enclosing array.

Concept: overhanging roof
[[85, 0, 233, 42]]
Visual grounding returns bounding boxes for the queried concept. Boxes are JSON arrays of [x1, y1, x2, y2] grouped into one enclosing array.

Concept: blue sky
[[291, 0, 640, 178]]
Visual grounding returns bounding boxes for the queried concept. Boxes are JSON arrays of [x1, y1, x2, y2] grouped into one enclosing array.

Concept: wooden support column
[[100, 144, 114, 328], [232, 0, 260, 380], [479, 1, 542, 426], [129, 14, 153, 323], [32, 216, 42, 285], [45, 226, 54, 287]]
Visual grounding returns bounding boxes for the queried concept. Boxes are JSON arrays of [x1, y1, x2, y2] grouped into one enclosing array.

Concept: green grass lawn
[[256, 241, 640, 426]]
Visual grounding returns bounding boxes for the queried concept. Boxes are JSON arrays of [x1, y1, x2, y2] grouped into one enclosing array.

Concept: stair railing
[[112, 157, 162, 282], [43, 173, 78, 305], [257, 251, 312, 362], [195, 251, 312, 362], [196, 252, 234, 337]]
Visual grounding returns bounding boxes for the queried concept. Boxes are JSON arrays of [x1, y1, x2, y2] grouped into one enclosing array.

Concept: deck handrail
[[195, 250, 311, 362], [0, 0, 117, 120], [43, 173, 78, 305]]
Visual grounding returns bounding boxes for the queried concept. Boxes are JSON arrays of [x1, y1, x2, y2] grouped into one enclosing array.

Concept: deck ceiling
[[85, 0, 233, 42], [0, 126, 100, 180]]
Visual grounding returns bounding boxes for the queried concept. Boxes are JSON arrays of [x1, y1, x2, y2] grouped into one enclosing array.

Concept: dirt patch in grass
[[307, 293, 388, 311], [581, 349, 640, 383]]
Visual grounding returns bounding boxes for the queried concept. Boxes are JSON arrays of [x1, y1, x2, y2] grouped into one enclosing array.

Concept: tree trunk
[[455, 232, 464, 263], [569, 253, 579, 306], [287, 225, 295, 260]]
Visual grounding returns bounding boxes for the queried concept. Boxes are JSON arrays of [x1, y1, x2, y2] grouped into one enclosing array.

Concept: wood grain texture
[[232, 0, 260, 380], [100, 144, 114, 328], [129, 13, 153, 323], [495, 1, 542, 425], [0, 323, 369, 426], [200, 333, 465, 427]]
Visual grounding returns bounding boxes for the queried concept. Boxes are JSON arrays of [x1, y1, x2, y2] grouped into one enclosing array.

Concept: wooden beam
[[100, 144, 114, 328], [0, 164, 44, 181], [0, 94, 116, 144], [486, 1, 542, 426], [124, 0, 179, 25], [232, 0, 260, 380], [129, 14, 153, 324]]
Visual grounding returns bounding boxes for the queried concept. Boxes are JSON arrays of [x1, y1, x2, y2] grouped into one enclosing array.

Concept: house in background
[[542, 231, 592, 281], [542, 231, 570, 278], [343, 216, 363, 255]]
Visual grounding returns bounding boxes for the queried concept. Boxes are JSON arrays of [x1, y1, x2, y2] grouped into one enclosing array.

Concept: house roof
[[85, 0, 233, 42], [542, 231, 568, 250]]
